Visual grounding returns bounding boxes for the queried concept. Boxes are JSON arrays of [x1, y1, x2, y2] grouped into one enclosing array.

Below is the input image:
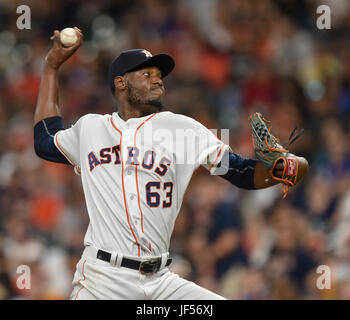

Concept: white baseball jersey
[[54, 111, 229, 258]]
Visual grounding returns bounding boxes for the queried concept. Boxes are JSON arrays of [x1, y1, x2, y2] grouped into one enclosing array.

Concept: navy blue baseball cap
[[108, 49, 175, 94]]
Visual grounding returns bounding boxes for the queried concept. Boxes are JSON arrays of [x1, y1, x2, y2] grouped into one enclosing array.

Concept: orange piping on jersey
[[110, 116, 141, 256], [55, 131, 76, 166], [206, 127, 228, 171], [110, 116, 122, 135], [74, 259, 86, 300], [135, 113, 158, 132], [209, 144, 225, 171], [134, 113, 158, 234]]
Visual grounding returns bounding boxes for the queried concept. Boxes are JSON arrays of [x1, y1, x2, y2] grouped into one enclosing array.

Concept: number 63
[[146, 181, 173, 208]]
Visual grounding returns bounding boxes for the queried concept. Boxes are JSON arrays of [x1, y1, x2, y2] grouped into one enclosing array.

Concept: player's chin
[[146, 99, 165, 111], [149, 89, 164, 100]]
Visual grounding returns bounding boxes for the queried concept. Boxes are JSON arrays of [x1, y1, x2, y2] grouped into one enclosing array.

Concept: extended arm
[[216, 151, 282, 190], [254, 161, 281, 189]]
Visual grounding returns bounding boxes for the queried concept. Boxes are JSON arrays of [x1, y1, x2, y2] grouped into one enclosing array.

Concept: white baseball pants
[[70, 246, 226, 300]]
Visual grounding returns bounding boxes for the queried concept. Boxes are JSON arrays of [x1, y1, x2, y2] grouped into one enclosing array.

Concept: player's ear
[[114, 76, 127, 91]]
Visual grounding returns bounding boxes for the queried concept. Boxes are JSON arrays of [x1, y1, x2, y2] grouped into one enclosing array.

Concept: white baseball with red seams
[[54, 111, 229, 300], [60, 28, 78, 47]]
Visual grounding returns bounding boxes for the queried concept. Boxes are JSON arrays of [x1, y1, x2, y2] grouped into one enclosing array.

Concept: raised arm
[[34, 27, 83, 125], [33, 28, 83, 164]]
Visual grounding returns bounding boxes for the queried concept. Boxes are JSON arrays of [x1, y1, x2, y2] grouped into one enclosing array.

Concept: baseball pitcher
[[33, 28, 308, 299]]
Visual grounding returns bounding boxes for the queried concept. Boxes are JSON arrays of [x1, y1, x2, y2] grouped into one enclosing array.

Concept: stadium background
[[0, 0, 350, 299]]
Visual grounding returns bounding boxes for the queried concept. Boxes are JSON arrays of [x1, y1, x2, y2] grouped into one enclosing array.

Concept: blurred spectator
[[207, 188, 247, 280], [264, 203, 318, 294]]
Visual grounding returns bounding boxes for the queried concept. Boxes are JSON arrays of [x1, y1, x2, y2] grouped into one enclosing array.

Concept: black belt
[[96, 249, 172, 275]]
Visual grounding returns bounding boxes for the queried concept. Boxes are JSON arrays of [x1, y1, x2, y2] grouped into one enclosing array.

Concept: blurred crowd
[[1, 0, 350, 299]]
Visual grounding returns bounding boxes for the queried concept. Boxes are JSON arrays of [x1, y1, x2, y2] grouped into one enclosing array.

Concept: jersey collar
[[112, 112, 157, 128]]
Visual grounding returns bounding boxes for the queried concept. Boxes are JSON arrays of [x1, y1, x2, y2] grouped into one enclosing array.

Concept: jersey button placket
[[129, 193, 136, 201], [123, 127, 141, 238]]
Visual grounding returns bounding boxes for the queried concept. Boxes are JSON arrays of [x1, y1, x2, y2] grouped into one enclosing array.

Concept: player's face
[[125, 66, 165, 110]]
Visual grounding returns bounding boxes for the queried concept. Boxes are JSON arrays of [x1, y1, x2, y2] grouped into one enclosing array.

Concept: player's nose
[[153, 76, 163, 87], [151, 78, 164, 94]]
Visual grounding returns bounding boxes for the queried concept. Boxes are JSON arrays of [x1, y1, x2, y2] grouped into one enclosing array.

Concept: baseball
[[60, 28, 78, 47]]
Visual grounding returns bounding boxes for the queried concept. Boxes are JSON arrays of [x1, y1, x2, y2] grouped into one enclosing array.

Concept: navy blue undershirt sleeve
[[216, 151, 257, 190], [34, 116, 71, 165]]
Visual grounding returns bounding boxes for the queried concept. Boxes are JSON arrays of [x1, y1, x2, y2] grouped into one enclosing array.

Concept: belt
[[96, 249, 172, 275]]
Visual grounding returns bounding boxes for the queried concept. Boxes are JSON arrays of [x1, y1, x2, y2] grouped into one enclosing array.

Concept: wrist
[[44, 58, 60, 72]]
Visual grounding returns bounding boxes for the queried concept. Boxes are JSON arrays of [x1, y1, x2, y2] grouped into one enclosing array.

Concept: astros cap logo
[[141, 50, 152, 58]]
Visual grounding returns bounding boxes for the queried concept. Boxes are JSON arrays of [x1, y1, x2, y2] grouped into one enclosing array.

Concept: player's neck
[[117, 103, 160, 121]]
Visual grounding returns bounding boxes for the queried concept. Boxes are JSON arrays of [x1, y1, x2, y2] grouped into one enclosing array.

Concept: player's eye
[[143, 72, 150, 77]]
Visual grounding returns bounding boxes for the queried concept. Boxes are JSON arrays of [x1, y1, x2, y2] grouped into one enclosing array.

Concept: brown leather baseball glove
[[248, 112, 309, 199]]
